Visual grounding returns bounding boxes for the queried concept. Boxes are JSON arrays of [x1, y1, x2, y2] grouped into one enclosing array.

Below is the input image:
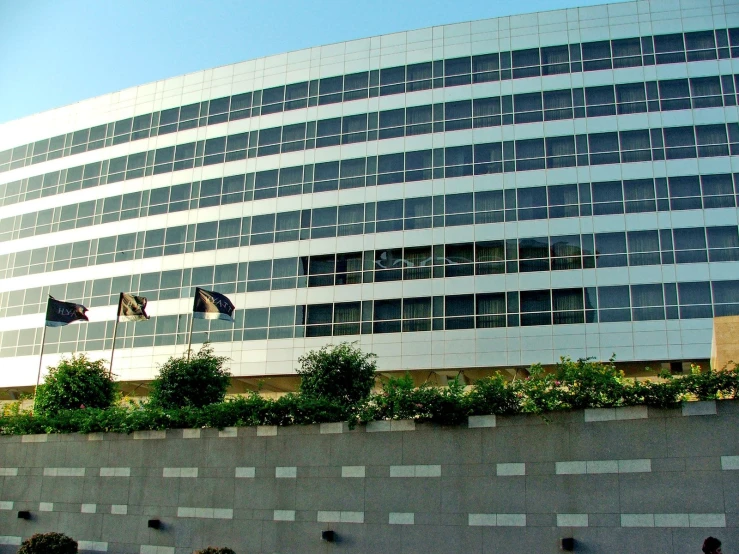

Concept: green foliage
[[18, 532, 77, 554], [297, 342, 377, 406], [34, 354, 116, 417], [194, 548, 236, 554], [149, 344, 231, 409], [1, 358, 737, 437]]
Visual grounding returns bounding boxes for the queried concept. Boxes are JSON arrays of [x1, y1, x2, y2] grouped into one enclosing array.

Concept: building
[[1, 0, 738, 396]]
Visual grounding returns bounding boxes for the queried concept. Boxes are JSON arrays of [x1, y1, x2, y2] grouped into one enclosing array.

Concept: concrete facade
[[0, 400, 737, 553], [711, 315, 739, 369]]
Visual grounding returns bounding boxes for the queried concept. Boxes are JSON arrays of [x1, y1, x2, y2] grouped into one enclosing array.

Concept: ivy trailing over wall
[[1, 356, 737, 436]]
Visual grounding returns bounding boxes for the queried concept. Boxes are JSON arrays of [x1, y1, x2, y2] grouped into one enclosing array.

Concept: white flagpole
[[33, 324, 48, 413], [109, 293, 123, 377]]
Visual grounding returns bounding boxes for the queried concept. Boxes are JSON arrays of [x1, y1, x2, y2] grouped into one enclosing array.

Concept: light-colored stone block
[[654, 513, 689, 527], [366, 421, 392, 432], [218, 427, 237, 438], [584, 408, 616, 422], [468, 513, 496, 526], [81, 503, 97, 513], [274, 510, 296, 521], [0, 468, 17, 476], [587, 460, 619, 474], [389, 512, 415, 524], [621, 514, 655, 527], [468, 415, 497, 428], [320, 422, 343, 434], [133, 430, 166, 440], [391, 420, 416, 431], [341, 511, 364, 523], [318, 510, 341, 522], [39, 502, 53, 512], [618, 459, 651, 473], [341, 466, 365, 478], [556, 461, 587, 474], [257, 425, 277, 436], [100, 467, 130, 477], [235, 467, 256, 478], [496, 513, 526, 526], [195, 507, 214, 518], [77, 541, 107, 552], [182, 429, 201, 439], [689, 513, 726, 527], [111, 505, 127, 515], [87, 433, 104, 441], [0, 501, 13, 510], [497, 463, 526, 476], [390, 465, 415, 477], [44, 467, 85, 477], [0, 537, 21, 546], [682, 401, 717, 417], [213, 508, 234, 519], [140, 547, 175, 554], [721, 456, 739, 470], [415, 464, 442, 477], [557, 513, 588, 527], [275, 466, 297, 478], [177, 507, 196, 517]]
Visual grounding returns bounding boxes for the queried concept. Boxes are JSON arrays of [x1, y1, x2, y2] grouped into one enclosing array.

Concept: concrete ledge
[[584, 406, 649, 423], [468, 415, 496, 428], [367, 420, 415, 432], [182, 429, 201, 439], [257, 425, 277, 436], [133, 430, 166, 440], [682, 400, 717, 417], [21, 434, 47, 443], [320, 422, 344, 434]]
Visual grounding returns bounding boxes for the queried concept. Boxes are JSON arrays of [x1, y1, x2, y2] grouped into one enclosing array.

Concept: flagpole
[[33, 324, 48, 413], [187, 314, 194, 361], [109, 293, 123, 377]]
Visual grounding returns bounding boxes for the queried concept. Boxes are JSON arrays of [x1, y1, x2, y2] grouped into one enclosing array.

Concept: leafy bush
[[149, 344, 231, 409], [194, 548, 236, 554], [298, 342, 377, 406], [466, 373, 521, 415], [34, 354, 116, 416], [18, 532, 77, 554]]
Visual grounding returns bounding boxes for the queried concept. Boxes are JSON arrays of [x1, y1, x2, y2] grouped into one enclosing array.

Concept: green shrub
[[298, 342, 377, 406], [194, 548, 236, 554], [149, 344, 231, 409], [18, 532, 77, 554], [34, 354, 116, 416], [466, 373, 520, 415]]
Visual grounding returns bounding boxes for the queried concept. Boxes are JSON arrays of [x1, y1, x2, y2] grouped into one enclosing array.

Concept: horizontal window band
[[2, 26, 735, 174], [1, 224, 737, 322], [1, 119, 738, 244], [0, 167, 737, 281], [2, 74, 738, 209], [1, 279, 736, 357]]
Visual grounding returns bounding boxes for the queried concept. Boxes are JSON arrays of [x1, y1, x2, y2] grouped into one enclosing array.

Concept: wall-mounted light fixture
[[560, 537, 575, 551], [147, 519, 161, 529], [321, 530, 335, 542], [17, 511, 31, 520]]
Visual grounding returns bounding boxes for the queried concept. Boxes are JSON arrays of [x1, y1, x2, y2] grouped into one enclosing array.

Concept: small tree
[[298, 342, 377, 406], [35, 354, 116, 416], [194, 548, 236, 554], [18, 532, 77, 554], [149, 344, 231, 409]]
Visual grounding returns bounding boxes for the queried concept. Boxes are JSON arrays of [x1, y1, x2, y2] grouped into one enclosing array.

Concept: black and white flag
[[118, 293, 149, 322], [45, 296, 89, 327], [192, 287, 235, 322]]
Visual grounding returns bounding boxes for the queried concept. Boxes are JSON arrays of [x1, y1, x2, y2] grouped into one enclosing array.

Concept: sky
[[0, 0, 627, 124]]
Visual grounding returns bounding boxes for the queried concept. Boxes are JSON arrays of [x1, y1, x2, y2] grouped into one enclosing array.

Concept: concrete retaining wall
[[0, 401, 737, 553]]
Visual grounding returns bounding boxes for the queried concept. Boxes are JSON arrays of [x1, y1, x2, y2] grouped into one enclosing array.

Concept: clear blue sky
[[0, 0, 625, 124]]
